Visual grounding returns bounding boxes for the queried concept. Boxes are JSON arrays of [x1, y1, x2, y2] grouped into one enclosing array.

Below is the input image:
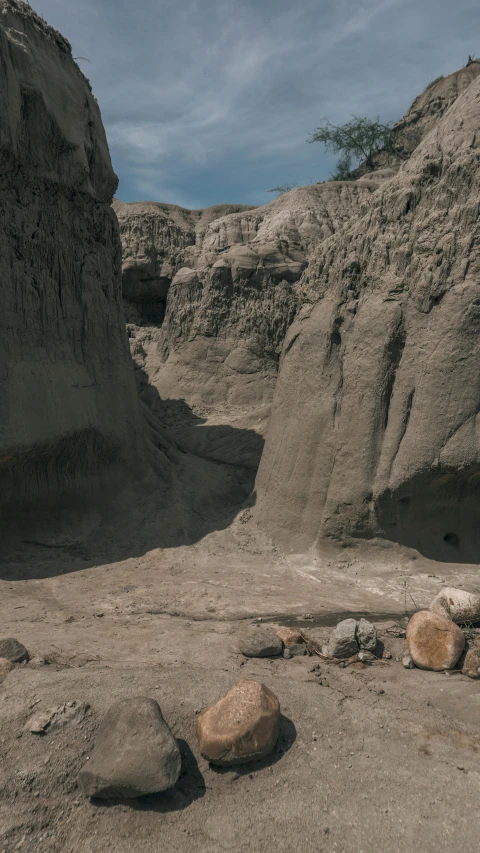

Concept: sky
[[32, 0, 480, 210]]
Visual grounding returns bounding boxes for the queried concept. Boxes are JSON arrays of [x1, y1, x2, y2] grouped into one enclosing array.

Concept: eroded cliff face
[[117, 184, 374, 410], [0, 0, 146, 534], [255, 74, 480, 562]]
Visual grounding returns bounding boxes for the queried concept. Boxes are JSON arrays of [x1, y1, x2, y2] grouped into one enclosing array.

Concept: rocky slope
[[117, 183, 374, 410], [0, 0, 147, 539], [255, 72, 480, 563]]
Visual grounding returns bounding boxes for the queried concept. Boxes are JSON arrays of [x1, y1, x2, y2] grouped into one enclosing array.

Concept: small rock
[[402, 654, 415, 669], [358, 650, 375, 662], [407, 611, 465, 671], [26, 700, 89, 734], [429, 588, 480, 623], [357, 619, 377, 652], [275, 627, 304, 647], [29, 655, 47, 668], [238, 628, 283, 658], [0, 639, 29, 663], [196, 679, 280, 765], [288, 643, 306, 657], [462, 646, 480, 678], [382, 651, 392, 660], [327, 619, 358, 658], [282, 648, 292, 660], [78, 697, 181, 798], [0, 658, 14, 682]]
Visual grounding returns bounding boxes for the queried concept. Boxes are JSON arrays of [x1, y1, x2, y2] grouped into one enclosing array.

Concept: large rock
[[0, 1, 146, 538], [0, 638, 28, 663], [462, 646, 480, 678], [327, 619, 359, 658], [429, 588, 480, 623], [357, 619, 377, 652], [255, 71, 480, 560], [238, 627, 283, 658], [406, 611, 465, 671], [78, 697, 181, 798], [196, 680, 280, 765]]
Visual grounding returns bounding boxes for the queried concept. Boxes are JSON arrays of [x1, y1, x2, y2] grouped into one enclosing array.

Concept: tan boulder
[[407, 611, 465, 671], [429, 588, 480, 623], [0, 658, 14, 682], [275, 627, 304, 647], [462, 646, 480, 679], [196, 679, 280, 765]]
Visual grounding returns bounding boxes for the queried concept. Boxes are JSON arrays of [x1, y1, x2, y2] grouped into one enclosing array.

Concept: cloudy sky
[[33, 0, 480, 209]]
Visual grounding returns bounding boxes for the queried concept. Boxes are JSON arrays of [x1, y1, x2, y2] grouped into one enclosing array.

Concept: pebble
[[402, 654, 415, 669]]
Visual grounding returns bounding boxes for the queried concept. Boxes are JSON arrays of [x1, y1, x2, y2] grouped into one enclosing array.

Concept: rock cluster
[[327, 618, 377, 658]]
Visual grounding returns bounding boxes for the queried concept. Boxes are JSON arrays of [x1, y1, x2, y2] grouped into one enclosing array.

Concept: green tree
[[308, 115, 394, 172]]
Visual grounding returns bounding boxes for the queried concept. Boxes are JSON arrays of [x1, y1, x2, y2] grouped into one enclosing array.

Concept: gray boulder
[[0, 638, 28, 663], [78, 697, 181, 799], [238, 628, 283, 658], [327, 619, 359, 658], [357, 619, 377, 652]]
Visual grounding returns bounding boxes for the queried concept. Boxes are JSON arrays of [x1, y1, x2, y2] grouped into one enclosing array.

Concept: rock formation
[[0, 0, 147, 538], [255, 73, 480, 562], [115, 185, 374, 411]]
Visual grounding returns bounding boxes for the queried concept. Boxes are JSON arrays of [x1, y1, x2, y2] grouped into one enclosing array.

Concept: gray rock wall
[[0, 1, 146, 532]]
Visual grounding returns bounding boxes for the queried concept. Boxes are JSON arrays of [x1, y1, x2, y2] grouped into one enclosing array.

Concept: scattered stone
[[238, 628, 283, 658], [429, 588, 480, 623], [0, 658, 14, 682], [29, 656, 47, 668], [196, 679, 280, 765], [282, 649, 292, 660], [358, 651, 375, 662], [402, 654, 415, 669], [78, 697, 181, 798], [275, 627, 304, 647], [462, 646, 480, 678], [327, 619, 358, 658], [357, 619, 377, 651], [0, 639, 29, 663], [26, 701, 90, 734], [382, 651, 393, 660], [407, 611, 465, 671]]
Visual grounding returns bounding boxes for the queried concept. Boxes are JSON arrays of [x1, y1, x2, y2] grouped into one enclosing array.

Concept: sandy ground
[[2, 519, 480, 853]]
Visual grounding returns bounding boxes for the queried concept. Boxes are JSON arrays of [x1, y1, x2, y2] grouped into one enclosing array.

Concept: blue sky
[[33, 0, 480, 209]]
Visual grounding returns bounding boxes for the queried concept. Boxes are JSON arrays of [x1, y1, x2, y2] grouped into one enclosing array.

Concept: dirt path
[[2, 533, 480, 852]]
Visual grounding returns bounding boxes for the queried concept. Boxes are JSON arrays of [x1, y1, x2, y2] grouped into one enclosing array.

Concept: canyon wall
[[0, 0, 147, 534]]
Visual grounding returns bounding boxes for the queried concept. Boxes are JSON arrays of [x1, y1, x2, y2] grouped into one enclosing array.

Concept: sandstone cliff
[[0, 0, 147, 535], [117, 184, 374, 410], [255, 73, 480, 563]]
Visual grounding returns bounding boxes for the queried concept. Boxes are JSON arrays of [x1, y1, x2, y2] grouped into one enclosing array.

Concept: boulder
[[275, 627, 304, 647], [462, 646, 480, 679], [406, 611, 465, 671], [429, 588, 480, 623], [0, 658, 14, 682], [357, 619, 377, 652], [238, 628, 283, 658], [327, 619, 359, 658], [78, 697, 181, 799], [196, 680, 280, 765], [0, 639, 29, 663]]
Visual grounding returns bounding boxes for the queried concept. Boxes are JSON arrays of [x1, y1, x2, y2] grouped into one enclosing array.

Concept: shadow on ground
[[0, 369, 265, 579]]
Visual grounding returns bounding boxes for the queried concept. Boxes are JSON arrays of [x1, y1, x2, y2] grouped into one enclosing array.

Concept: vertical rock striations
[[255, 74, 480, 562], [0, 0, 146, 535]]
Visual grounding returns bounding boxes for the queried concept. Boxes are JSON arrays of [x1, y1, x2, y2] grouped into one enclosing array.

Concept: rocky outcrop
[[0, 1, 146, 535], [255, 73, 480, 561], [118, 184, 374, 409]]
